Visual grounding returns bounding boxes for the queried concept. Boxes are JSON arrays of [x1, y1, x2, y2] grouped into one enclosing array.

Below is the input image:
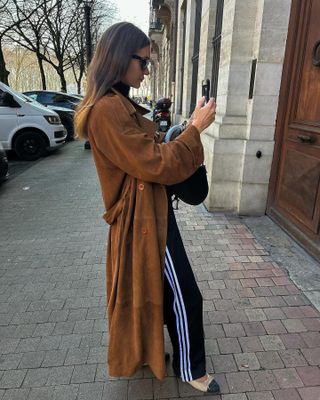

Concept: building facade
[[149, 0, 320, 260]]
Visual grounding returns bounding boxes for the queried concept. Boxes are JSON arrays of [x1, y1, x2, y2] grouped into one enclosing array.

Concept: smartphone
[[202, 79, 210, 104]]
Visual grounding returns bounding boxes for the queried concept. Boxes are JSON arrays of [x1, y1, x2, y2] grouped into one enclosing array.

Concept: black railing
[[211, 0, 224, 99], [190, 0, 202, 115]]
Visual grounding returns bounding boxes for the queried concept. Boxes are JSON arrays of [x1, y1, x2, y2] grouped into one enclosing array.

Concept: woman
[[75, 22, 219, 394]]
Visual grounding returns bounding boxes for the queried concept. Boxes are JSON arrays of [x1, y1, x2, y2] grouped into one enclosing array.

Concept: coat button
[[138, 183, 145, 191], [142, 228, 147, 234]]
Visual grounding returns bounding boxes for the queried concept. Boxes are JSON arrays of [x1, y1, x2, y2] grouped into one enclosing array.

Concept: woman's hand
[[191, 96, 216, 133]]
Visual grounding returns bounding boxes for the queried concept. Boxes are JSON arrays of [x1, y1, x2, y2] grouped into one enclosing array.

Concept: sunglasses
[[132, 55, 150, 71]]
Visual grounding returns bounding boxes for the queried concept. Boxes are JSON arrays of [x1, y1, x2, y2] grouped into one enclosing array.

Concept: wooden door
[[267, 0, 320, 260]]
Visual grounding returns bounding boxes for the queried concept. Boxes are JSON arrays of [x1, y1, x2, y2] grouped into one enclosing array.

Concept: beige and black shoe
[[188, 373, 220, 394]]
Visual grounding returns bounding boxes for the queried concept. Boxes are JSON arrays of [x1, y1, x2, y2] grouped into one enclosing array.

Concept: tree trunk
[[0, 40, 10, 85], [36, 54, 47, 90], [58, 67, 67, 92]]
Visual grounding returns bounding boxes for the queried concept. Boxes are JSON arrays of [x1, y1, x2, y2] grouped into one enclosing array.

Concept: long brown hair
[[74, 22, 150, 139]]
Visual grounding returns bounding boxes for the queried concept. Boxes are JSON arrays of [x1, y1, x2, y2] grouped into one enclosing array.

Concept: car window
[[0, 89, 5, 106], [38, 92, 55, 104], [25, 93, 38, 101]]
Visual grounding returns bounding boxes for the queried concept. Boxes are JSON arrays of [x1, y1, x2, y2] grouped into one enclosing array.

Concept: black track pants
[[163, 197, 206, 381]]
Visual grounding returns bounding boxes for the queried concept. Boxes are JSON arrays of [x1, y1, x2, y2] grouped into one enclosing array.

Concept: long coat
[[87, 89, 204, 380]]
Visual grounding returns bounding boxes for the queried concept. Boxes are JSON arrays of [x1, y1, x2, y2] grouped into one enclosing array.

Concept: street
[[0, 140, 319, 400]]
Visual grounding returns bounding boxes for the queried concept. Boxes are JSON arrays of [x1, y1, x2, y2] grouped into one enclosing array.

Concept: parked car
[[0, 141, 8, 181], [23, 90, 81, 111], [21, 94, 74, 141], [0, 82, 67, 161]]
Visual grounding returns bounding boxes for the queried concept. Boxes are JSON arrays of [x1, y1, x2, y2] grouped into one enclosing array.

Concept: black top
[[113, 81, 130, 97]]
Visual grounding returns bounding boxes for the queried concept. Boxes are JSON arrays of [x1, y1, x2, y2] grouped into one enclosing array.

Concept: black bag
[[168, 164, 208, 205], [164, 124, 208, 206]]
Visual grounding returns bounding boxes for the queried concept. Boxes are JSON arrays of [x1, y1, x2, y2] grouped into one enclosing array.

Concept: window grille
[[189, 0, 202, 115], [211, 0, 224, 99]]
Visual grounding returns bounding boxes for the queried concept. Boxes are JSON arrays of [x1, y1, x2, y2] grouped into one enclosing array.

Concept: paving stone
[[93, 319, 107, 333], [247, 392, 275, 400], [296, 366, 320, 386], [273, 368, 303, 388], [2, 388, 30, 400], [74, 382, 102, 400], [256, 351, 284, 369], [301, 318, 320, 331], [42, 350, 67, 367], [280, 334, 307, 349], [53, 384, 79, 400], [264, 308, 286, 320], [282, 319, 307, 333], [0, 370, 27, 389], [239, 337, 264, 353], [32, 323, 56, 337], [73, 320, 94, 334], [245, 309, 267, 322], [22, 368, 49, 387], [71, 364, 97, 384], [0, 354, 23, 370], [272, 388, 302, 400], [249, 370, 280, 391], [217, 338, 241, 354], [227, 310, 248, 323], [260, 335, 285, 351], [204, 324, 225, 338], [223, 323, 246, 338], [297, 387, 320, 400], [102, 380, 128, 400], [46, 366, 74, 386], [53, 322, 75, 336], [19, 351, 45, 369], [79, 333, 102, 348], [263, 320, 287, 335], [87, 347, 106, 364], [243, 322, 266, 336], [153, 377, 179, 399], [49, 310, 69, 323], [300, 332, 320, 348], [278, 349, 308, 367], [208, 311, 229, 324], [222, 395, 247, 400], [12, 325, 36, 339], [65, 348, 89, 365], [128, 378, 153, 400], [38, 335, 62, 351], [226, 371, 254, 393], [212, 355, 238, 373], [234, 353, 260, 371], [300, 348, 320, 365], [27, 386, 55, 400], [95, 364, 108, 382], [59, 334, 82, 349]]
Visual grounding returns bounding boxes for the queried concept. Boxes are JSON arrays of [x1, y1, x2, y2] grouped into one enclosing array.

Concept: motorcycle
[[153, 97, 172, 132]]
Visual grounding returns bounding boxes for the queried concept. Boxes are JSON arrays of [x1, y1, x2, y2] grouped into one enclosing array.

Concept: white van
[[0, 82, 67, 160]]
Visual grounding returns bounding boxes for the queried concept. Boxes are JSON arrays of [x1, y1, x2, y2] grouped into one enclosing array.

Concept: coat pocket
[[103, 177, 131, 225]]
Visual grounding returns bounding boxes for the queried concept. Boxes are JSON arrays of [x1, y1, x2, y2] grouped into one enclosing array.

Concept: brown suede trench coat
[[87, 88, 204, 380]]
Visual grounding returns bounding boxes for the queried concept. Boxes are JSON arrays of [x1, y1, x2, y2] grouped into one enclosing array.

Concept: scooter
[[153, 97, 172, 132]]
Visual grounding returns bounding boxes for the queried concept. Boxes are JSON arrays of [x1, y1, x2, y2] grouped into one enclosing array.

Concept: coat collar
[[111, 88, 150, 116]]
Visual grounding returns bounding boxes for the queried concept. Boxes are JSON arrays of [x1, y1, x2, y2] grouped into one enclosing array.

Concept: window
[[211, 0, 224, 99], [190, 0, 202, 115]]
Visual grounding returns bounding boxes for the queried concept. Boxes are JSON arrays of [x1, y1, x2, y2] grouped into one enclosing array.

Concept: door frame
[[267, 0, 320, 261]]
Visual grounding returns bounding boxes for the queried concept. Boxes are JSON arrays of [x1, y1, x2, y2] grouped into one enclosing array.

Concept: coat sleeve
[[88, 96, 204, 185]]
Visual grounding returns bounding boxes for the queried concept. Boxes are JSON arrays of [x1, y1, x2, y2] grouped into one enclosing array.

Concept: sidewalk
[[0, 141, 319, 400]]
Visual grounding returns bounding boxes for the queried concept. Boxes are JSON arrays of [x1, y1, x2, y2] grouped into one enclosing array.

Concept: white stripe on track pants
[[163, 195, 206, 382]]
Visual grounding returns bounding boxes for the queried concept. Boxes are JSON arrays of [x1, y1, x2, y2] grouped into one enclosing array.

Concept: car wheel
[[14, 131, 47, 161]]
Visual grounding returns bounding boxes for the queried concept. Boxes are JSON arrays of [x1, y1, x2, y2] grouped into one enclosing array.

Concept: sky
[[114, 0, 150, 33]]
